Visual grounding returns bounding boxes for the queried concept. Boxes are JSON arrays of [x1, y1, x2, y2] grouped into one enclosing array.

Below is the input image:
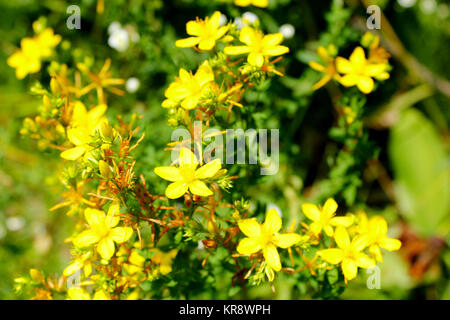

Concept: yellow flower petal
[[357, 76, 374, 94], [238, 218, 261, 238], [272, 233, 302, 248], [198, 38, 216, 51], [309, 221, 322, 235], [106, 203, 121, 228], [339, 74, 359, 87], [188, 180, 213, 197], [356, 253, 375, 269], [97, 238, 115, 260], [335, 57, 353, 74], [248, 52, 264, 67], [93, 290, 110, 300], [84, 208, 105, 228], [237, 237, 262, 255], [67, 127, 90, 146], [323, 198, 338, 218], [263, 208, 282, 234], [334, 226, 350, 249], [352, 234, 371, 252], [165, 181, 189, 199], [61, 146, 86, 160], [369, 244, 383, 262], [186, 21, 203, 36], [175, 37, 201, 48], [111, 227, 133, 244], [263, 244, 281, 271], [67, 288, 90, 300], [195, 159, 221, 179], [154, 166, 182, 182], [73, 230, 100, 248], [318, 248, 344, 264], [309, 61, 326, 72], [379, 237, 401, 251], [179, 148, 198, 168], [224, 46, 251, 55], [63, 260, 83, 277], [330, 216, 353, 227], [323, 224, 334, 237], [262, 45, 289, 56], [301, 203, 321, 222], [349, 46, 366, 67], [341, 259, 358, 281]]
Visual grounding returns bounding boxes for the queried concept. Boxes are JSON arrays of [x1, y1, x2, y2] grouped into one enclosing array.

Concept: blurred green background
[[0, 0, 449, 299]]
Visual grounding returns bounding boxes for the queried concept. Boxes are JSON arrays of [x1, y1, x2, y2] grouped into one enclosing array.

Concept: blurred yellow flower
[[318, 226, 375, 282], [124, 250, 146, 275], [336, 46, 389, 94], [63, 252, 93, 277], [237, 208, 302, 272], [309, 45, 340, 90], [60, 102, 108, 160], [234, 0, 268, 7], [150, 249, 178, 275], [67, 287, 110, 300], [302, 198, 353, 237], [73, 204, 133, 260], [175, 11, 229, 50], [162, 62, 214, 110], [7, 28, 61, 79], [154, 148, 222, 199], [224, 27, 289, 67], [354, 212, 401, 262]]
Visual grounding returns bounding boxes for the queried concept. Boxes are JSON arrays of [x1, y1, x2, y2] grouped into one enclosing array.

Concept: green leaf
[[389, 109, 449, 237]]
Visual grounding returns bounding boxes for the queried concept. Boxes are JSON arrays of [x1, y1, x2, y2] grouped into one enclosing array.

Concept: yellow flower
[[175, 11, 229, 51], [150, 249, 178, 275], [67, 287, 91, 300], [7, 28, 60, 79], [63, 252, 93, 277], [301, 198, 353, 237], [237, 208, 302, 272], [67, 288, 110, 300], [224, 27, 289, 67], [308, 45, 340, 90], [73, 204, 133, 260], [354, 212, 401, 262], [318, 226, 375, 282], [154, 148, 222, 199], [35, 28, 62, 57], [162, 62, 215, 110], [336, 46, 389, 94], [60, 102, 108, 160], [124, 250, 146, 275], [234, 0, 269, 8]]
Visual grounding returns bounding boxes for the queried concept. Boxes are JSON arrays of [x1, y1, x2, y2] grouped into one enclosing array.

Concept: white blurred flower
[[219, 14, 228, 27], [267, 203, 282, 218], [108, 21, 122, 35], [279, 24, 295, 39], [197, 240, 205, 250], [242, 12, 258, 24], [397, 0, 416, 8], [234, 17, 244, 30], [6, 217, 25, 231], [420, 0, 436, 14], [126, 77, 140, 93], [108, 28, 130, 52]]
